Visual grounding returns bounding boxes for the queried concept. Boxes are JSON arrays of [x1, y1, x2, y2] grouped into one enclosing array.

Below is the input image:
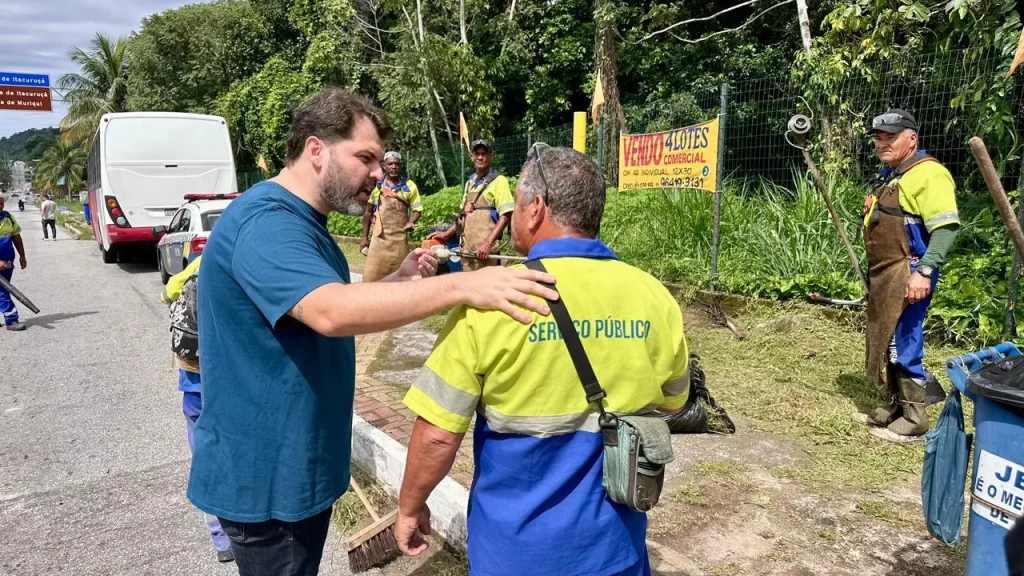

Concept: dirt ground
[[343, 244, 969, 576]]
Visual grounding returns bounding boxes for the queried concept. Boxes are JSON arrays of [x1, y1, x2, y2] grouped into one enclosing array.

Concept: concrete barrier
[[350, 414, 470, 549]]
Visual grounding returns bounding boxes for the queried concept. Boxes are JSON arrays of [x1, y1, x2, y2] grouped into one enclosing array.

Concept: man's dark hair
[[285, 88, 391, 164], [518, 147, 605, 238]]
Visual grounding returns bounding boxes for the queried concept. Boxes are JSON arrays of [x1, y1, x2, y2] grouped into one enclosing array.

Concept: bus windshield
[[105, 117, 233, 165]]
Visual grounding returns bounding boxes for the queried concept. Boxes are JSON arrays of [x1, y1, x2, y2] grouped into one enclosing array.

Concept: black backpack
[[169, 272, 199, 362]]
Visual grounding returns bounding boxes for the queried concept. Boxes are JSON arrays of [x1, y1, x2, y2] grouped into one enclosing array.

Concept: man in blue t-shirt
[[188, 88, 558, 576]]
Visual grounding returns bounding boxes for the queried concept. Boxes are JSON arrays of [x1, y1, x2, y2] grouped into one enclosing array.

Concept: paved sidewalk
[[353, 331, 476, 488]]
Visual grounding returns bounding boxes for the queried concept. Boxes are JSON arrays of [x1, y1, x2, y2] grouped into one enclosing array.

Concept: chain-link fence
[[239, 47, 1022, 195], [621, 47, 1023, 191]]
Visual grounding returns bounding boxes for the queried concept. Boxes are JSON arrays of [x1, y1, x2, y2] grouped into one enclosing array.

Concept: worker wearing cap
[[361, 151, 422, 281], [428, 140, 514, 271], [395, 147, 689, 575], [860, 109, 959, 442]]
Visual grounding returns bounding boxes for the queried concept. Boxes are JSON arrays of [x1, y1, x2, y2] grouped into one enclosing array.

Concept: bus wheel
[[102, 246, 118, 264]]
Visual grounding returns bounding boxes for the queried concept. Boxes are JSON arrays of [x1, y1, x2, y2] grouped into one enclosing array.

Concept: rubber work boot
[[864, 398, 898, 426], [863, 366, 901, 426], [5, 322, 26, 331], [879, 377, 929, 440]]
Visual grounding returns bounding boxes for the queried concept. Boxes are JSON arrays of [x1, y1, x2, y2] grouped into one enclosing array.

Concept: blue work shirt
[[188, 181, 355, 523]]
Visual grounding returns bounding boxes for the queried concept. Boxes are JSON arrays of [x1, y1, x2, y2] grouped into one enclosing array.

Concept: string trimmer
[[786, 111, 869, 308]]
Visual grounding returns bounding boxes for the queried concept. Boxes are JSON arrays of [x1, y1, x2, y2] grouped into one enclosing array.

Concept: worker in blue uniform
[[0, 195, 27, 331]]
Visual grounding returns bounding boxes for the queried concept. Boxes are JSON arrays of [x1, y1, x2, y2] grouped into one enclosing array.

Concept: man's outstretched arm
[[292, 265, 555, 336]]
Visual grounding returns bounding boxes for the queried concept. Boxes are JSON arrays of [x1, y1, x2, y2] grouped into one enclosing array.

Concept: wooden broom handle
[[970, 137, 1024, 259], [349, 477, 381, 522]]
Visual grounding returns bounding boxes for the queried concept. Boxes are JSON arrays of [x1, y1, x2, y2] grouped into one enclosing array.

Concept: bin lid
[[967, 356, 1024, 410]]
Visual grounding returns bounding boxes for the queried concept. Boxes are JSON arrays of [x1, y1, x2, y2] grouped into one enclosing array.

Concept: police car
[[155, 193, 238, 284]]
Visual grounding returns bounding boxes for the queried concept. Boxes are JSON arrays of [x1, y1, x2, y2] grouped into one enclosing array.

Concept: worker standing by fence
[[429, 140, 514, 270], [361, 151, 422, 281], [859, 109, 960, 442]]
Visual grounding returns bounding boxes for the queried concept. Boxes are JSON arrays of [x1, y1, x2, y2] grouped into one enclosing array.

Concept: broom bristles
[[348, 527, 399, 572]]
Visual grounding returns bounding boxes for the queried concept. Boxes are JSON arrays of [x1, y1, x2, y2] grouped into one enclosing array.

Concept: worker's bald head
[[512, 147, 605, 253]]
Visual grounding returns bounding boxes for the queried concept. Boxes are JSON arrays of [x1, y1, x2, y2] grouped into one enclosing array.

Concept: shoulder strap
[[468, 172, 501, 205], [896, 152, 936, 176], [524, 259, 619, 446]]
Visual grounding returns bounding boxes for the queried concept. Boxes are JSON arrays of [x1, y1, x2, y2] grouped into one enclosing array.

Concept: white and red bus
[[86, 112, 237, 263]]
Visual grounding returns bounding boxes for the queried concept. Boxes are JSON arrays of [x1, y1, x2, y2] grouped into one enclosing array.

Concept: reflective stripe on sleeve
[[661, 370, 689, 398], [413, 367, 480, 418], [924, 211, 960, 231], [496, 202, 515, 215]]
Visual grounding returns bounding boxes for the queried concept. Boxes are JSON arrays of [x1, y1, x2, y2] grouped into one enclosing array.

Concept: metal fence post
[[710, 83, 729, 288]]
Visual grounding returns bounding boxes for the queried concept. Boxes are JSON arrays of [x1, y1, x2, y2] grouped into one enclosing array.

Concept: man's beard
[[320, 159, 370, 216]]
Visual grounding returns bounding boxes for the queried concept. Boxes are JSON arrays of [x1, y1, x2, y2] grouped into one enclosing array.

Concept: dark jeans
[[42, 219, 56, 239], [218, 507, 333, 576]]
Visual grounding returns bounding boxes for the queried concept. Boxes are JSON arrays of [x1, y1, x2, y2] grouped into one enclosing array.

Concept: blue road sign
[[0, 72, 50, 88]]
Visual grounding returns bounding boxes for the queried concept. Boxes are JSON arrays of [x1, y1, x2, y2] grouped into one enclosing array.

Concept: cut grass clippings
[[684, 298, 971, 495], [331, 466, 395, 535]]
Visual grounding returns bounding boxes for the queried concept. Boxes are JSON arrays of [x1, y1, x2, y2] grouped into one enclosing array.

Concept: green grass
[[693, 461, 747, 483], [673, 482, 709, 507], [55, 210, 94, 241], [422, 312, 449, 334], [855, 500, 908, 525], [337, 240, 367, 273], [816, 527, 842, 543], [685, 299, 969, 494], [331, 467, 395, 535]]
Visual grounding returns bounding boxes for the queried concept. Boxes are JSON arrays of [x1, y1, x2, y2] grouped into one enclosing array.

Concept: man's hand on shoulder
[[456, 266, 559, 324]]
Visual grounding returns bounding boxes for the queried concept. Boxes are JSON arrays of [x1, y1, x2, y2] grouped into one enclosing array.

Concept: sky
[[0, 0, 202, 139]]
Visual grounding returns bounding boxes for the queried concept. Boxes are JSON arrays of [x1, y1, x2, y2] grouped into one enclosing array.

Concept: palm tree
[[56, 33, 130, 146], [34, 142, 86, 200]]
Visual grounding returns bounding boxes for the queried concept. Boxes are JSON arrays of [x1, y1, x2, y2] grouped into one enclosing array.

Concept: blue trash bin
[[946, 342, 1024, 576], [82, 202, 91, 225]]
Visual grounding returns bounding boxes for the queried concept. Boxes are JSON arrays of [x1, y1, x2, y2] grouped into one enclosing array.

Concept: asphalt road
[[0, 207, 358, 576]]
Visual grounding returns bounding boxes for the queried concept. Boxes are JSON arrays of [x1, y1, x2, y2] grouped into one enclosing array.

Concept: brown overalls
[[461, 179, 500, 272], [363, 185, 412, 282]]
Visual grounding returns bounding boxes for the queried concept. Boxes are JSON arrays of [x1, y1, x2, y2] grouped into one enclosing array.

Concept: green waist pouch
[[601, 414, 674, 512], [525, 259, 675, 513]]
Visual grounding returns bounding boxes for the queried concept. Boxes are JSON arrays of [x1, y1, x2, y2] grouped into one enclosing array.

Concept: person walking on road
[[396, 147, 689, 575], [360, 151, 422, 281], [0, 196, 27, 331], [40, 195, 57, 241], [188, 88, 557, 576], [160, 255, 234, 564], [428, 140, 515, 270], [859, 109, 959, 442]]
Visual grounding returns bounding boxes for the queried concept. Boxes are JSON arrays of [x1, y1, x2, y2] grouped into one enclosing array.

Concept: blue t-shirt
[[188, 181, 355, 523]]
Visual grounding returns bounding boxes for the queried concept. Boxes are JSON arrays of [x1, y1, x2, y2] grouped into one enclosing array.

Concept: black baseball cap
[[871, 109, 918, 133], [471, 139, 492, 153]]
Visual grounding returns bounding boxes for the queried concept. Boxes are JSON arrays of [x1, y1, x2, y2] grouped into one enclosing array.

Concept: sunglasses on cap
[[872, 113, 905, 129]]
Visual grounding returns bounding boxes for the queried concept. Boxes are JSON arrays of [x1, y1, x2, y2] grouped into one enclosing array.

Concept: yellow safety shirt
[[404, 237, 688, 576], [369, 179, 423, 213], [461, 171, 514, 216]]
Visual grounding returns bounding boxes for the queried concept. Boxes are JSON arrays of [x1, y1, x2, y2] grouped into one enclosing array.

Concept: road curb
[[350, 414, 469, 549]]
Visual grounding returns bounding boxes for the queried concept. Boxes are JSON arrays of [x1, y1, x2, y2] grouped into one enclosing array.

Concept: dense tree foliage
[[0, 128, 59, 164], [111, 0, 1020, 182], [56, 34, 130, 147]]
